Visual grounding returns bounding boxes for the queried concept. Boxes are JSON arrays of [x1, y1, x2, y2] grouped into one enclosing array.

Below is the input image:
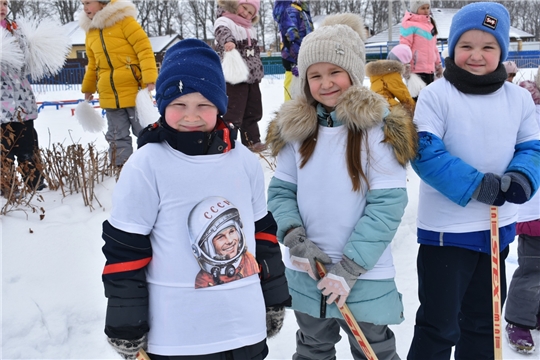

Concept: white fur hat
[[410, 0, 430, 14], [297, 13, 366, 104]]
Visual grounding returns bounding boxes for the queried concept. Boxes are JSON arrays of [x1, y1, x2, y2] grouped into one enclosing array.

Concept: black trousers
[[148, 339, 268, 360], [408, 244, 509, 360], [1, 120, 44, 189], [223, 82, 263, 146]]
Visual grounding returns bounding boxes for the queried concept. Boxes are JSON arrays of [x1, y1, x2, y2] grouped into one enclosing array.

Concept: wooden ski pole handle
[[136, 349, 151, 360], [315, 260, 379, 360]]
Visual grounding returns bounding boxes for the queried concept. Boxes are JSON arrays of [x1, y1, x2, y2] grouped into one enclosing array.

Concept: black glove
[[266, 306, 286, 338], [471, 173, 506, 206], [107, 334, 147, 360], [501, 171, 532, 204]]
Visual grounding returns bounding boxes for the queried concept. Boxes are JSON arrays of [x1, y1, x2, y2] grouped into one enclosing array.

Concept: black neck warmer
[[443, 58, 507, 95], [137, 117, 237, 156]]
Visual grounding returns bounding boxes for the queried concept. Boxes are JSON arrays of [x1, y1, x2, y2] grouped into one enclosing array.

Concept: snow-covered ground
[[2, 70, 539, 359]]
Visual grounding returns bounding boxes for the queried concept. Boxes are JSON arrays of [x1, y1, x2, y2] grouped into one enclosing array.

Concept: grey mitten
[[107, 334, 147, 360], [283, 227, 332, 280], [266, 306, 286, 338], [317, 256, 366, 308], [471, 173, 506, 206], [501, 171, 532, 204]]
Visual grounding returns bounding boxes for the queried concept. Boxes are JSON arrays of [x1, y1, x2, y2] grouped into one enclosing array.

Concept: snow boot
[[506, 323, 535, 354]]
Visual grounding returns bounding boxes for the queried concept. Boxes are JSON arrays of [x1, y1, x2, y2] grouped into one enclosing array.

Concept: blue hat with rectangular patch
[[448, 2, 510, 61]]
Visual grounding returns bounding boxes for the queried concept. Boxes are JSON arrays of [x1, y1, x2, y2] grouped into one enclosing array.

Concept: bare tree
[[51, 0, 80, 24]]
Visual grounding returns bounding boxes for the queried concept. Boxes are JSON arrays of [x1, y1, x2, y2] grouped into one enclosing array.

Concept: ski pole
[[490, 206, 503, 359], [136, 349, 151, 360], [316, 260, 378, 360]]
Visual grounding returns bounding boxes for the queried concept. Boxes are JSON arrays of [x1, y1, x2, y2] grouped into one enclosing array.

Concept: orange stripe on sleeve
[[256, 232, 278, 243], [103, 257, 152, 275]]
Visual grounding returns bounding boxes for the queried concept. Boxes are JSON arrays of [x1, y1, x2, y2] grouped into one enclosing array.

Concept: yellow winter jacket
[[79, 0, 157, 109], [365, 59, 415, 114]]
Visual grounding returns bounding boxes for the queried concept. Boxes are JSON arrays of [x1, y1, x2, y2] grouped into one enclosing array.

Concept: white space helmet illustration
[[188, 196, 246, 278]]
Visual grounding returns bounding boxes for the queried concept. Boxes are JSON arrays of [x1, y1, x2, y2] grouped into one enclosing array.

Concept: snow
[[2, 71, 539, 359]]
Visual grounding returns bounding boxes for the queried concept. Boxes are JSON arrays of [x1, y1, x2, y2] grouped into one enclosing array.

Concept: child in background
[[101, 39, 290, 359], [79, 0, 157, 167], [1, 0, 69, 194], [408, 3, 540, 359], [504, 68, 540, 354], [365, 43, 416, 115], [214, 0, 266, 152], [503, 60, 518, 83], [266, 13, 418, 360], [272, 0, 314, 101], [399, 0, 442, 88]]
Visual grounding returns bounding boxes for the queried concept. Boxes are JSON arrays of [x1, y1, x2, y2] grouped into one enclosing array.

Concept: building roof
[[366, 8, 535, 44], [61, 21, 181, 52]]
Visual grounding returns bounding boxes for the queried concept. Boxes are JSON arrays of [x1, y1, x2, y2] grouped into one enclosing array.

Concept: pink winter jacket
[[399, 11, 441, 74]]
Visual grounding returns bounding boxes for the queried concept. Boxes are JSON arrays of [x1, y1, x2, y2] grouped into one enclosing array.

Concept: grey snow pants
[[505, 234, 540, 329], [104, 107, 142, 166], [292, 310, 400, 360]]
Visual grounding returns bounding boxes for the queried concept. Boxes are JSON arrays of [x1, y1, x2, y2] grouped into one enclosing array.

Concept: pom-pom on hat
[[448, 2, 510, 62], [297, 13, 366, 104], [410, 0, 430, 14], [388, 44, 412, 64], [155, 39, 228, 116]]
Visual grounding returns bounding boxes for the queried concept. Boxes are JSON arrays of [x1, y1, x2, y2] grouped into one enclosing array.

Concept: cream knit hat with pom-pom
[[297, 13, 366, 104]]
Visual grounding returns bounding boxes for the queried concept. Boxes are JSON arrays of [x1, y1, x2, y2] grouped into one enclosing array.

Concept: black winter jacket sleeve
[[255, 212, 292, 308], [102, 220, 152, 340]]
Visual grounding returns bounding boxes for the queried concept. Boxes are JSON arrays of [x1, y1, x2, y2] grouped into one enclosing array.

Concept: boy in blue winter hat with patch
[[407, 2, 540, 359], [100, 38, 291, 359]]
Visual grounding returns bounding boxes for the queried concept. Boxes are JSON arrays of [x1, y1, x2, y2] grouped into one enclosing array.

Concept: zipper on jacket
[[100, 30, 120, 108]]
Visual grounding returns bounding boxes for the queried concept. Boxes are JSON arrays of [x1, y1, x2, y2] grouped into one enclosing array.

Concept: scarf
[[137, 117, 236, 156], [221, 12, 253, 46], [443, 58, 507, 95]]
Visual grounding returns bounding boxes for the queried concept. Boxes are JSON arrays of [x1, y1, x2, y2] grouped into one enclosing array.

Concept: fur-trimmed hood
[[217, 0, 260, 24], [365, 60, 405, 78], [78, 0, 137, 31], [266, 86, 418, 166]]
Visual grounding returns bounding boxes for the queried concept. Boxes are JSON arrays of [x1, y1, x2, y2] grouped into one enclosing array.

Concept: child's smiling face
[[237, 3, 256, 20], [306, 62, 352, 112], [164, 92, 218, 133], [454, 30, 501, 76]]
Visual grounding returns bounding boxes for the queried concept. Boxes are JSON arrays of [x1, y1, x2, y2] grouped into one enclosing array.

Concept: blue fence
[[31, 50, 539, 91]]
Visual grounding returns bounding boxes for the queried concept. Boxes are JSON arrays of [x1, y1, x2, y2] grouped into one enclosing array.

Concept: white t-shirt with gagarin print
[[108, 141, 267, 356]]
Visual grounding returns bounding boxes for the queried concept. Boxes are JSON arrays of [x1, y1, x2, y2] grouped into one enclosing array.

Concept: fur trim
[[0, 27, 24, 70], [136, 89, 160, 127], [78, 0, 137, 31], [17, 18, 71, 80], [217, 0, 260, 24], [321, 13, 366, 42], [365, 60, 404, 78], [221, 49, 249, 84], [75, 101, 106, 133], [383, 105, 418, 166], [267, 85, 417, 166], [406, 73, 426, 98]]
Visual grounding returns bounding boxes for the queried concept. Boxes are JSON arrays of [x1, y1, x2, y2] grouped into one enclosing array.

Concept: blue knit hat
[[156, 39, 228, 116], [448, 2, 510, 61]]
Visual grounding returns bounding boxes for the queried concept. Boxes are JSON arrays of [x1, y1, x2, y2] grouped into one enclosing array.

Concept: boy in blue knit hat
[[100, 38, 291, 359], [407, 2, 540, 359]]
